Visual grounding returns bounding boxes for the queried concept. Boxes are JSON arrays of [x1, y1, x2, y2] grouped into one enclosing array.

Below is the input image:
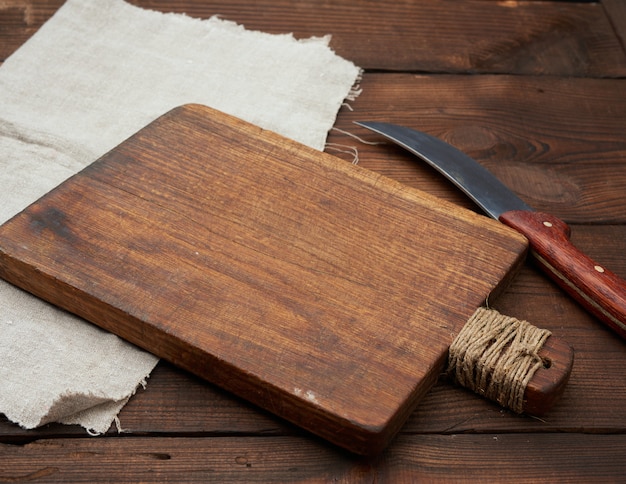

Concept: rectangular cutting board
[[0, 104, 528, 455]]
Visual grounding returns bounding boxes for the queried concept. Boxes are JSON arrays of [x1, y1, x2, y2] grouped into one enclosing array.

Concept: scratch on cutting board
[[294, 387, 320, 405]]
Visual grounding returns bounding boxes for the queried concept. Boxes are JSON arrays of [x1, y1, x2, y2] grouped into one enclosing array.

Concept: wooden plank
[[603, 0, 626, 50], [330, 73, 626, 224], [0, 436, 358, 483], [2, 434, 625, 482], [0, 104, 531, 455], [381, 433, 626, 482], [2, 1, 625, 76]]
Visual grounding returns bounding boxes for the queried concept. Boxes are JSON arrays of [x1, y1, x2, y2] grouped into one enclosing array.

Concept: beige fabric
[[0, 0, 361, 434]]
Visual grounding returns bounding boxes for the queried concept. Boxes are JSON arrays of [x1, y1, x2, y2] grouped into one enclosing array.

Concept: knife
[[355, 121, 626, 341]]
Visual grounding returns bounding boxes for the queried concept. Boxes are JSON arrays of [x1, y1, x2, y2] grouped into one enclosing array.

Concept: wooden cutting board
[[0, 104, 530, 455]]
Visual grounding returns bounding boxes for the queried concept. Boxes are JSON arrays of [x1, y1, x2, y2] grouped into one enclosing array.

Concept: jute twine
[[447, 307, 551, 414]]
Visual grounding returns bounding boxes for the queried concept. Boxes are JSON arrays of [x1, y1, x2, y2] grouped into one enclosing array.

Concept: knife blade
[[355, 121, 626, 341]]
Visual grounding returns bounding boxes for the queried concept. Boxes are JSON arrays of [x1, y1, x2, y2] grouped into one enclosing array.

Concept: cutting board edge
[[0, 247, 440, 455]]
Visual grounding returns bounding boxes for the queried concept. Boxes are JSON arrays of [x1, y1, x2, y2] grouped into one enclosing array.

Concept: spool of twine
[[447, 307, 551, 414]]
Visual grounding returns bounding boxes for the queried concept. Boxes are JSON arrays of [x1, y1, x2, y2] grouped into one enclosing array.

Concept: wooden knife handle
[[499, 210, 626, 340]]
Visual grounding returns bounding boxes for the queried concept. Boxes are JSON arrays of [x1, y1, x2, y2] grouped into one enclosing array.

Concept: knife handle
[[499, 210, 626, 340]]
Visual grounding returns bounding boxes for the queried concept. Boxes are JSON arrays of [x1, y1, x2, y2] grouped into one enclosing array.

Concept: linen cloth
[[0, 0, 361, 433]]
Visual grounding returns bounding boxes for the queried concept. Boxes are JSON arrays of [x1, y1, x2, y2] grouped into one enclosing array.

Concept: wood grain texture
[[2, 434, 625, 482], [2, 0, 626, 76], [0, 104, 529, 454], [330, 74, 626, 224], [523, 334, 573, 417], [602, 0, 626, 51], [2, 0, 626, 480]]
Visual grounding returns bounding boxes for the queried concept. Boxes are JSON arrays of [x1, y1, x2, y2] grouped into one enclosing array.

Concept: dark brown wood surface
[[2, 0, 626, 481]]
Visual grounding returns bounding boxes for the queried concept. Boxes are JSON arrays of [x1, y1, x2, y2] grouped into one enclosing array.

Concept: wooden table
[[2, 1, 626, 481]]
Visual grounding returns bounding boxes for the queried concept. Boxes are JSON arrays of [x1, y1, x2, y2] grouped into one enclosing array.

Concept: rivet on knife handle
[[500, 210, 626, 339], [356, 121, 626, 341]]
